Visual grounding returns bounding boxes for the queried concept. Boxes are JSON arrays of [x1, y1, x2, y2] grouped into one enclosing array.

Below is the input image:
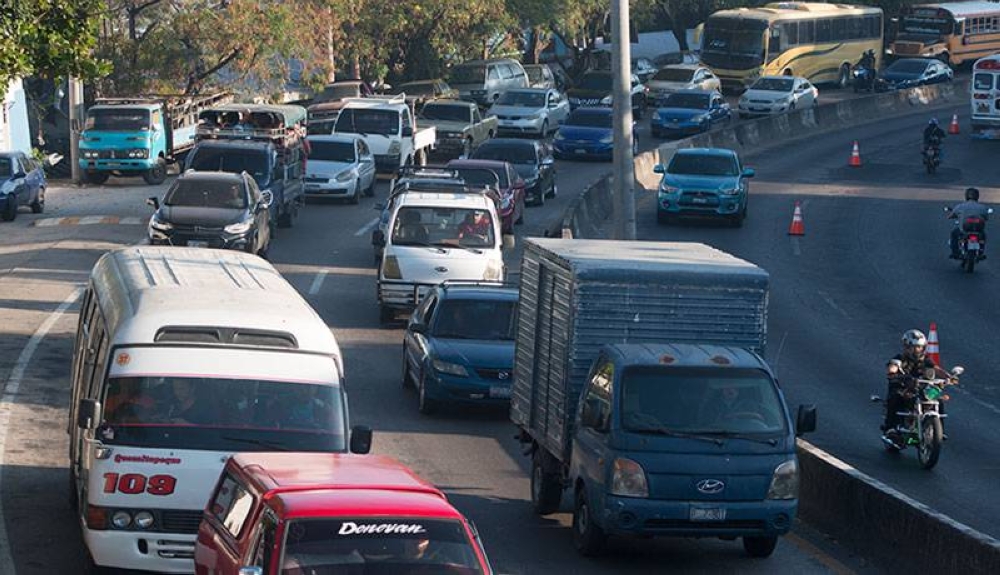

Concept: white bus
[[68, 246, 371, 573], [971, 54, 1000, 139]]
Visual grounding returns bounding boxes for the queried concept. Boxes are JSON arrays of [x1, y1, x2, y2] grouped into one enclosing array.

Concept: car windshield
[[163, 178, 247, 209], [473, 144, 536, 165], [497, 91, 545, 107], [653, 68, 695, 82], [0, 158, 11, 178], [85, 108, 151, 131], [307, 119, 338, 136], [565, 111, 612, 128], [100, 376, 346, 452], [335, 109, 399, 136], [621, 367, 786, 435], [662, 94, 710, 110], [451, 166, 506, 188], [450, 65, 486, 84], [669, 153, 738, 176], [432, 299, 517, 340], [391, 206, 495, 249], [525, 67, 545, 83], [187, 148, 270, 184], [398, 82, 436, 96], [750, 78, 793, 92], [280, 518, 483, 575], [889, 60, 931, 74], [310, 141, 356, 162], [420, 104, 470, 122], [577, 73, 612, 91], [316, 84, 361, 103]]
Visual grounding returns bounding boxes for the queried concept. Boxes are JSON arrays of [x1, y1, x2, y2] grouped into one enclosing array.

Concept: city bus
[[971, 54, 1000, 138], [68, 246, 371, 573], [889, 2, 1000, 66], [700, 2, 883, 92]]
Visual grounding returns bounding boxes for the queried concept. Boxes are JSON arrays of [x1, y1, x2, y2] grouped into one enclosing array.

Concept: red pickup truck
[[195, 452, 494, 575]]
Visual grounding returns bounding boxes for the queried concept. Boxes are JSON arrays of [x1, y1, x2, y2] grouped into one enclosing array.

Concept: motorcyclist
[[856, 49, 876, 71], [881, 329, 950, 440], [949, 186, 990, 259], [923, 118, 946, 154], [853, 49, 877, 89]]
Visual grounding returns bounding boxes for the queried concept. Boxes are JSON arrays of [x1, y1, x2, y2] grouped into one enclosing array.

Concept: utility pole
[[610, 0, 636, 240], [67, 76, 83, 185]]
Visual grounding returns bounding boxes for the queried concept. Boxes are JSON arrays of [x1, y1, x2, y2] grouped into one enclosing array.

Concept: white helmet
[[901, 329, 927, 359]]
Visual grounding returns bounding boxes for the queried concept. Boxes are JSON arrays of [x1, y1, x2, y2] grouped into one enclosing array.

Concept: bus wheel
[[837, 64, 850, 89]]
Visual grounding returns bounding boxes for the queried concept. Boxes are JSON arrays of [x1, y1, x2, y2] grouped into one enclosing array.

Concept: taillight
[[974, 93, 989, 99], [969, 235, 979, 242]]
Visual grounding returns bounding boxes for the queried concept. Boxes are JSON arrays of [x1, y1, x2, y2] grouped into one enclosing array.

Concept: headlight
[[149, 213, 173, 232], [659, 182, 679, 195], [224, 219, 254, 234], [127, 148, 149, 159], [527, 112, 543, 120], [720, 183, 740, 195], [599, 134, 613, 144], [388, 141, 401, 155], [432, 359, 469, 377], [382, 255, 402, 279], [336, 169, 355, 182], [133, 511, 154, 530], [553, 132, 565, 141], [483, 259, 503, 281], [654, 112, 664, 121], [610, 457, 649, 498], [600, 95, 613, 105], [82, 150, 99, 159], [766, 460, 799, 500], [111, 510, 132, 529]]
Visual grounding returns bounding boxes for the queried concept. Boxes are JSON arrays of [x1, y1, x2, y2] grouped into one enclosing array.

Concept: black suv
[[147, 171, 273, 257]]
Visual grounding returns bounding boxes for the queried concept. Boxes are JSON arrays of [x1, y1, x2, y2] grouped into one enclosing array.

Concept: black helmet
[[966, 187, 980, 201]]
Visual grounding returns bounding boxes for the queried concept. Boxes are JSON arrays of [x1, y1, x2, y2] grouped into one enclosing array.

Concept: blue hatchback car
[[553, 107, 637, 161], [654, 148, 754, 226], [0, 151, 46, 221], [402, 282, 518, 414], [651, 90, 731, 139]]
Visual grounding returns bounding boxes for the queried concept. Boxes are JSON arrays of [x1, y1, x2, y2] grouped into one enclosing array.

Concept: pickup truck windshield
[[281, 518, 484, 575], [668, 154, 738, 176], [163, 179, 247, 209], [621, 367, 786, 435], [188, 148, 271, 183], [100, 376, 346, 452], [85, 108, 151, 131], [432, 299, 516, 341], [420, 104, 470, 122], [336, 109, 400, 136], [391, 206, 495, 249]]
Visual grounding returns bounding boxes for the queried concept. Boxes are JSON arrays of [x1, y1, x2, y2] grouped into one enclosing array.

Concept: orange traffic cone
[[948, 114, 960, 135], [848, 141, 862, 167], [927, 323, 941, 365], [788, 202, 805, 236]]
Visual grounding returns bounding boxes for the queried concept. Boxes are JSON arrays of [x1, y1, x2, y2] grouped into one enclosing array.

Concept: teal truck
[[78, 93, 230, 185]]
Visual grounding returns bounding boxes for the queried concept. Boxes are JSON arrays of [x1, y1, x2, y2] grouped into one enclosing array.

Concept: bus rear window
[[974, 73, 994, 91]]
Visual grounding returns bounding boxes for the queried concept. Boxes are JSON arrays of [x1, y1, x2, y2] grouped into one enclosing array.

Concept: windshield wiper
[[432, 242, 483, 254], [628, 426, 724, 446], [695, 430, 779, 446], [222, 436, 290, 451]]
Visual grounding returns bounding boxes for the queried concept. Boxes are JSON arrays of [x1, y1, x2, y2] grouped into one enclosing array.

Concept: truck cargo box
[[511, 238, 769, 463]]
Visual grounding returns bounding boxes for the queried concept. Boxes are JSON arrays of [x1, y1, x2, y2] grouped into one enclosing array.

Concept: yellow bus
[[889, 2, 1000, 66], [701, 2, 884, 92]]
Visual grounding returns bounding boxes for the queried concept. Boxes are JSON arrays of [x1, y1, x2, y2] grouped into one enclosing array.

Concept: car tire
[[365, 177, 376, 197], [417, 373, 437, 415], [743, 535, 779, 558], [350, 180, 361, 204], [541, 120, 549, 137], [142, 157, 168, 185], [547, 182, 557, 199], [572, 487, 606, 556], [30, 187, 44, 214], [85, 171, 110, 185], [401, 352, 414, 389], [531, 450, 563, 515], [1, 196, 17, 221], [732, 205, 746, 228], [378, 305, 394, 326]]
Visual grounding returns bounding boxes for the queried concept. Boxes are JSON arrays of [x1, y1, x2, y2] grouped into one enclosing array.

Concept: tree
[[0, 0, 108, 98]]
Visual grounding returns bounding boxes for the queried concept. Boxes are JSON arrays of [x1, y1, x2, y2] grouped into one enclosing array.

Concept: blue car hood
[[431, 338, 514, 368], [557, 125, 611, 141], [655, 108, 707, 121], [661, 172, 739, 190]]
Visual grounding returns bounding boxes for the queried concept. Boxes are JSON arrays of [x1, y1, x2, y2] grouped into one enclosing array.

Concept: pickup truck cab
[[419, 99, 497, 159], [334, 95, 437, 173], [195, 452, 493, 575]]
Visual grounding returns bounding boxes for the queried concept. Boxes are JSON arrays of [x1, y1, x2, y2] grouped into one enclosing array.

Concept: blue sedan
[[654, 148, 754, 227], [402, 283, 518, 414], [0, 151, 46, 221], [553, 107, 637, 161], [651, 90, 731, 139]]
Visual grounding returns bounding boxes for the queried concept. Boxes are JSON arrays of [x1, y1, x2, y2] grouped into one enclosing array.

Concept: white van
[[378, 191, 504, 323], [68, 246, 371, 573]]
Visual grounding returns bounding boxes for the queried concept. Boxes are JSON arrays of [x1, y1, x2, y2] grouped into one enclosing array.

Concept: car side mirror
[[259, 190, 273, 209], [12, 171, 26, 179], [238, 568, 263, 575], [742, 168, 755, 178], [401, 125, 414, 137], [796, 404, 817, 436], [350, 425, 373, 454], [951, 366, 964, 376], [146, 196, 160, 210], [653, 164, 665, 174], [410, 322, 427, 334], [77, 398, 102, 430]]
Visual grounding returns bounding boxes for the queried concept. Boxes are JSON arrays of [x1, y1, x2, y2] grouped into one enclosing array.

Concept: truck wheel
[[277, 205, 294, 228], [142, 157, 167, 185], [30, 187, 45, 213], [85, 171, 110, 185], [572, 488, 606, 556], [531, 451, 562, 515], [463, 137, 474, 157], [743, 535, 779, 558]]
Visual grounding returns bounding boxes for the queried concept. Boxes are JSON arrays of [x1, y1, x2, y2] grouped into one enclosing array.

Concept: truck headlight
[[111, 510, 132, 529], [336, 169, 355, 182], [128, 148, 149, 159], [610, 457, 649, 498], [224, 219, 254, 234], [659, 182, 679, 195], [389, 141, 401, 155], [133, 511, 154, 530], [382, 255, 402, 279], [483, 259, 503, 281], [766, 460, 799, 500], [599, 134, 613, 144], [149, 213, 173, 232], [432, 359, 469, 377]]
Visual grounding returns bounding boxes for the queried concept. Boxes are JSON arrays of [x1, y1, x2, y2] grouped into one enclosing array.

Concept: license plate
[[690, 507, 726, 521], [575, 148, 587, 154], [969, 241, 981, 250], [187, 240, 209, 248], [489, 386, 512, 399], [306, 183, 320, 189], [692, 197, 709, 204]]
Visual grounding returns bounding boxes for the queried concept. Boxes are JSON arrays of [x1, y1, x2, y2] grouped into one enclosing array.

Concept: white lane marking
[[791, 237, 802, 256], [818, 290, 849, 318], [77, 215, 106, 225], [355, 217, 380, 237], [0, 288, 82, 573], [119, 216, 143, 225], [309, 270, 329, 295], [771, 331, 789, 375], [952, 386, 1000, 417]]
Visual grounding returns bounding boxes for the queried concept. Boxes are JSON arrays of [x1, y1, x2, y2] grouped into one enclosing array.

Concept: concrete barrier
[[798, 439, 1000, 573]]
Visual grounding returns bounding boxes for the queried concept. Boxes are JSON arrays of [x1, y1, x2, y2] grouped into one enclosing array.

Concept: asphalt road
[[0, 109, 882, 573]]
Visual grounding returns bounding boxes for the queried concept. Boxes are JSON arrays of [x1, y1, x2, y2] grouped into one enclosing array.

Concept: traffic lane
[[632, 108, 1000, 539]]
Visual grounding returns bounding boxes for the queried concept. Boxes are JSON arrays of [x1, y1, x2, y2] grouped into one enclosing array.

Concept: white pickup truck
[[333, 95, 436, 173]]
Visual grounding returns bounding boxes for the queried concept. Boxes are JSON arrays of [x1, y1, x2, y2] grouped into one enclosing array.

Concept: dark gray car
[[470, 138, 556, 206], [0, 151, 46, 221]]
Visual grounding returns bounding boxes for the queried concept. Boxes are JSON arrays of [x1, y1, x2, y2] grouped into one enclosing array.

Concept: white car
[[646, 64, 721, 103], [378, 190, 504, 324], [304, 134, 377, 202], [738, 76, 818, 118], [488, 88, 570, 137]]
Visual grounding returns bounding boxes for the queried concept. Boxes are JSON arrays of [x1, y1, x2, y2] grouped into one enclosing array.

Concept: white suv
[[378, 191, 504, 324]]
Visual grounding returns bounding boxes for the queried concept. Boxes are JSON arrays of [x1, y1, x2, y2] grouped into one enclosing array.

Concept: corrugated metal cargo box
[[511, 238, 769, 462]]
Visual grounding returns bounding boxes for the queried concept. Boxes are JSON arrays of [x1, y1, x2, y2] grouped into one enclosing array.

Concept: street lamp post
[[610, 0, 636, 240]]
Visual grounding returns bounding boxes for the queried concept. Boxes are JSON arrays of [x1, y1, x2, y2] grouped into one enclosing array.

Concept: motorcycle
[[923, 140, 942, 174], [946, 206, 993, 273], [852, 64, 876, 93], [874, 363, 963, 469]]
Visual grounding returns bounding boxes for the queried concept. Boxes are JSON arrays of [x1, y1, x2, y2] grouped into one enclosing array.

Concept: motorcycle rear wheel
[[964, 254, 976, 273], [917, 416, 943, 469]]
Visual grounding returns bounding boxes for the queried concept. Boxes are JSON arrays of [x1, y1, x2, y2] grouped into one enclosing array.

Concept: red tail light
[[974, 93, 990, 99], [969, 235, 979, 242]]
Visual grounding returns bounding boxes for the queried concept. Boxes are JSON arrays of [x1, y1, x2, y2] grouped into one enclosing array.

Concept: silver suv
[[449, 58, 528, 107]]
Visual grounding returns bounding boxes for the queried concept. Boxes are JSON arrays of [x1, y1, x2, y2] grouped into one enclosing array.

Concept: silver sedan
[[487, 88, 571, 138]]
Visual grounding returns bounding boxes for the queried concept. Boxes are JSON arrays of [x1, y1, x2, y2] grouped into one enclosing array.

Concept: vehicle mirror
[[653, 164, 665, 174], [259, 190, 273, 209], [943, 206, 952, 212], [951, 366, 964, 376], [580, 398, 602, 428], [742, 168, 755, 178], [238, 568, 263, 575], [146, 196, 160, 210], [77, 398, 102, 430], [350, 425, 373, 454], [12, 171, 26, 179], [401, 125, 414, 137], [795, 404, 817, 436], [410, 322, 427, 334]]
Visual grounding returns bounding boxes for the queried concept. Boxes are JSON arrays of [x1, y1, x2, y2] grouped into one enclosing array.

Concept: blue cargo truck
[[511, 238, 816, 558], [78, 93, 231, 185]]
